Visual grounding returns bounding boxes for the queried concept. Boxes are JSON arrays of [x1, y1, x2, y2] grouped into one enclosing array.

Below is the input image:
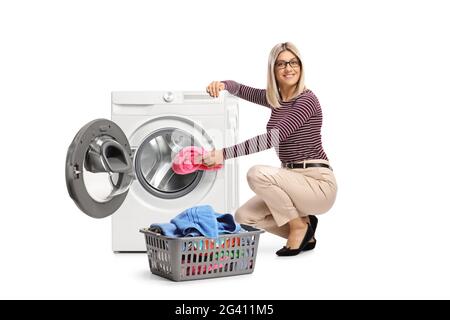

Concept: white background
[[1, 0, 449, 299]]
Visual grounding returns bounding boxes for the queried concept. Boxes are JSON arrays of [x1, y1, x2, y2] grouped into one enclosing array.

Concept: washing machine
[[66, 91, 239, 252]]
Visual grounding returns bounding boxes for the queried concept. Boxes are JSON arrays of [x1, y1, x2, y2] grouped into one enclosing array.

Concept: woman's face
[[274, 50, 301, 88]]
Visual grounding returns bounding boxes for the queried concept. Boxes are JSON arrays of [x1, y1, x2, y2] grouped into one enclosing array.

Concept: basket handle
[[139, 228, 162, 236]]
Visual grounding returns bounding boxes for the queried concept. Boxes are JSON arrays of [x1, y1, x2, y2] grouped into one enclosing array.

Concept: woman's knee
[[234, 207, 256, 225], [234, 208, 247, 224], [246, 165, 265, 188]]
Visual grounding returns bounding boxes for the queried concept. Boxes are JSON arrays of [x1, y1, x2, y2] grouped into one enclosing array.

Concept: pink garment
[[172, 146, 223, 175]]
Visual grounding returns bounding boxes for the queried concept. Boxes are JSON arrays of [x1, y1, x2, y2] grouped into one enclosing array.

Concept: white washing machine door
[[66, 119, 134, 218]]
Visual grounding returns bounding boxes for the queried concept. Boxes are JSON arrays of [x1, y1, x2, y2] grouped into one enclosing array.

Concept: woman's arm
[[222, 93, 317, 160], [222, 80, 271, 108]]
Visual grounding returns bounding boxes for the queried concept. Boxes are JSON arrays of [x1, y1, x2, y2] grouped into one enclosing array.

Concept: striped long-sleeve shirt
[[222, 80, 328, 163]]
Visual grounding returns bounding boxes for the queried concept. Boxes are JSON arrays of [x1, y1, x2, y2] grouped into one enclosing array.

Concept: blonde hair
[[266, 42, 306, 109]]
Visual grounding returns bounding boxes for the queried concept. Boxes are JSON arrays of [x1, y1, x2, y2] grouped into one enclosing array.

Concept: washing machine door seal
[[66, 119, 134, 218]]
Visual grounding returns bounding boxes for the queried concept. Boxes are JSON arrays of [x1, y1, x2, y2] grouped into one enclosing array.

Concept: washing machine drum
[[133, 128, 203, 199], [66, 119, 205, 219]]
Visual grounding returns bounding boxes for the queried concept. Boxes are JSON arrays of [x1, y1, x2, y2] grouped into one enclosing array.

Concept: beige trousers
[[235, 160, 337, 239]]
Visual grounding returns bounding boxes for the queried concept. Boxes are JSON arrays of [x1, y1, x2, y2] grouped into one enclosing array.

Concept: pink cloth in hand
[[172, 146, 223, 175]]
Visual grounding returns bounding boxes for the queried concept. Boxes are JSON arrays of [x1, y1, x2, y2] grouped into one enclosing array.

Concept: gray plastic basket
[[139, 225, 264, 281]]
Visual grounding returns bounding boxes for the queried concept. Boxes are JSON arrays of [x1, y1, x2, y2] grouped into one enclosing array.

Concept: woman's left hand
[[201, 149, 224, 167]]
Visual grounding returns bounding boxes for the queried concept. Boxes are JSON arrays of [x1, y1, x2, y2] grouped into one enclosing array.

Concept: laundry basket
[[139, 225, 264, 281]]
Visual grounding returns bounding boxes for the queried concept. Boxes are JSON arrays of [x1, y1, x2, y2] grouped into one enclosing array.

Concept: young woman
[[203, 42, 337, 256]]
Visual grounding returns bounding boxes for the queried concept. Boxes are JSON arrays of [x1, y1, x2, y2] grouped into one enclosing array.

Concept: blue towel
[[150, 205, 241, 238]]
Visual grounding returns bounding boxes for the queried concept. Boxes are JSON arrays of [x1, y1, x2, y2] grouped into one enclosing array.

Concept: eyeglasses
[[275, 59, 300, 70]]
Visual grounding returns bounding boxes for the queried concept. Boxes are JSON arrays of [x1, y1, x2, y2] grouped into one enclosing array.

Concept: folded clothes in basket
[[149, 205, 241, 238]]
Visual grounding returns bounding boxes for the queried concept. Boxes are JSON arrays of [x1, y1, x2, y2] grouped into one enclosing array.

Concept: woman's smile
[[282, 73, 296, 79]]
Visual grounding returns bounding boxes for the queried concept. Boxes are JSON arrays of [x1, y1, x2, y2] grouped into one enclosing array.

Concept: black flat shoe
[[276, 222, 315, 256], [302, 215, 318, 251]]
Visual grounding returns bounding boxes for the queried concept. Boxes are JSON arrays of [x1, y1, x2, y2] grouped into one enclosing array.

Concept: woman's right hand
[[206, 81, 225, 98]]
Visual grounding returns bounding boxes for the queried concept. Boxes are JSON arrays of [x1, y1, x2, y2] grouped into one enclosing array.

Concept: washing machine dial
[[163, 91, 174, 102]]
